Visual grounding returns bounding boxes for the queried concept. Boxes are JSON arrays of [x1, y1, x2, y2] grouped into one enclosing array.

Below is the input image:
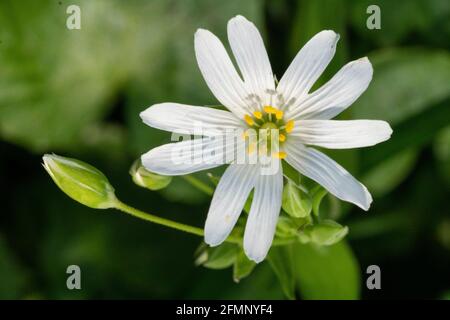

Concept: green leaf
[[206, 173, 220, 186], [354, 50, 450, 172], [202, 243, 238, 270], [43, 154, 116, 209], [233, 251, 257, 283], [129, 160, 172, 191], [311, 186, 328, 217], [267, 246, 296, 299], [282, 161, 300, 185], [361, 97, 450, 171], [352, 49, 450, 126], [282, 180, 312, 218], [293, 241, 360, 300], [363, 149, 418, 197]]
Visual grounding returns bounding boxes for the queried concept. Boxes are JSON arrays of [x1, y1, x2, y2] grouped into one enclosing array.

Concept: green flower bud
[[276, 216, 299, 238], [302, 220, 349, 246], [129, 160, 172, 191], [282, 180, 312, 218], [42, 154, 116, 209], [196, 243, 238, 270]]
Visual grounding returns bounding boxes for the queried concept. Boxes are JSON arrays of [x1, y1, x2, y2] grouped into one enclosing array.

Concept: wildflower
[[140, 16, 392, 262]]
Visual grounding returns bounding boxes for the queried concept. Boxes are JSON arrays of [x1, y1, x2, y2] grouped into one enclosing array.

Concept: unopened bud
[[129, 160, 172, 191], [303, 220, 348, 246], [43, 154, 116, 209]]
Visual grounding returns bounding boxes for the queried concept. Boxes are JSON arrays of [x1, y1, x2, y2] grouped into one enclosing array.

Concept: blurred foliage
[[0, 0, 449, 299]]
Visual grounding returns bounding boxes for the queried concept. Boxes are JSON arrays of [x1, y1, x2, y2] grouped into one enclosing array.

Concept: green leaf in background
[[352, 49, 450, 125], [267, 246, 295, 300], [0, 0, 159, 152], [129, 160, 172, 191], [355, 49, 450, 174], [282, 180, 312, 218], [362, 148, 418, 197], [293, 241, 360, 300], [233, 251, 257, 283]]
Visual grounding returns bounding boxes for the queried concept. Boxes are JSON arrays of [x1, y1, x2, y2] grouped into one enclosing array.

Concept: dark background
[[0, 0, 449, 299]]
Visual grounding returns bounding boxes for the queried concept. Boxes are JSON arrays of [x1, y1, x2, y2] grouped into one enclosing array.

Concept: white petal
[[195, 29, 250, 118], [204, 164, 258, 246], [277, 30, 339, 107], [285, 142, 372, 210], [244, 164, 283, 263], [287, 57, 373, 120], [141, 136, 238, 176], [291, 119, 392, 149], [140, 103, 243, 136], [228, 15, 274, 104]]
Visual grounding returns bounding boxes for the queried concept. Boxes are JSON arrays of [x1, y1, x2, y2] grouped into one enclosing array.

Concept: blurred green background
[[0, 0, 449, 299]]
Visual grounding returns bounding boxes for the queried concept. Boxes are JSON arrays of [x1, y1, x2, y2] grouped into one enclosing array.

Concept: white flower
[[140, 15, 392, 263]]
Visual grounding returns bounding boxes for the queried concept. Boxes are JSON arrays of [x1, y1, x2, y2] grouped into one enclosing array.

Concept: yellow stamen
[[274, 151, 287, 159], [285, 120, 295, 133], [253, 111, 263, 119], [263, 106, 277, 114], [279, 133, 286, 142], [275, 110, 284, 120], [244, 114, 254, 126]]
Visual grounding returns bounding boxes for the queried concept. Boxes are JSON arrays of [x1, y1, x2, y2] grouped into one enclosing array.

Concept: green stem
[[113, 199, 240, 244], [182, 175, 214, 195], [113, 199, 294, 247]]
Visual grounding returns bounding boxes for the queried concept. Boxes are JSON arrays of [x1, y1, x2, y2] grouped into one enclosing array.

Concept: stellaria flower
[[140, 15, 392, 262]]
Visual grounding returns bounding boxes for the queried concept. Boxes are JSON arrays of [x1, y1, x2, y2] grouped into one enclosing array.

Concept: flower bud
[[275, 216, 299, 238], [282, 180, 312, 218], [42, 154, 117, 209], [129, 160, 172, 191], [303, 220, 349, 246]]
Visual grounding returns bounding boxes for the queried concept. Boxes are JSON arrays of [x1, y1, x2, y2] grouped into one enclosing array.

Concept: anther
[[273, 151, 287, 159], [263, 106, 277, 114], [253, 111, 263, 119], [275, 110, 284, 120], [285, 120, 295, 133], [244, 114, 254, 126]]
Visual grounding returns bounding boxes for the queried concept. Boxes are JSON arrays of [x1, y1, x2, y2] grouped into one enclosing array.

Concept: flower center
[[242, 104, 295, 160]]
